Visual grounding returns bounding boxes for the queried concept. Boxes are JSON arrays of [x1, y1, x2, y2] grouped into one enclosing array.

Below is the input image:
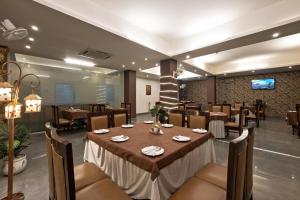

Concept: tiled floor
[[0, 115, 299, 200]]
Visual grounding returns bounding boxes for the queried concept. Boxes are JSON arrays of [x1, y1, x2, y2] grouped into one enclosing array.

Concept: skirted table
[[208, 112, 228, 139], [84, 123, 216, 200]]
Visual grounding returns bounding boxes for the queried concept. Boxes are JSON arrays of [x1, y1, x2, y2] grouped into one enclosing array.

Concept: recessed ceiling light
[[132, 61, 135, 65], [179, 64, 183, 67], [272, 32, 280, 38], [139, 67, 142, 71], [205, 73, 208, 76], [25, 45, 31, 49], [289, 66, 293, 69], [186, 55, 190, 59], [64, 57, 96, 67], [144, 58, 148, 61], [252, 70, 255, 73], [122, 64, 126, 68], [28, 37, 35, 42], [146, 74, 149, 78], [155, 63, 159, 67], [31, 25, 39, 31]]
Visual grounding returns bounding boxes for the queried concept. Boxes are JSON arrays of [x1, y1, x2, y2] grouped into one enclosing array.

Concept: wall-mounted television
[[251, 78, 275, 90]]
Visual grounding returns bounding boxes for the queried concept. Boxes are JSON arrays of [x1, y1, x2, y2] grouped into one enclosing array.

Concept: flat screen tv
[[251, 78, 275, 90]]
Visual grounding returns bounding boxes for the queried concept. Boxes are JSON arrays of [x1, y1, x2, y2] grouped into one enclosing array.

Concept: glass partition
[[7, 56, 124, 132]]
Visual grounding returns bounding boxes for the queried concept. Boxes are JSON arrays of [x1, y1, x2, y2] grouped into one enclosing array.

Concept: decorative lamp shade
[[24, 94, 42, 113], [0, 82, 13, 102], [5, 102, 22, 119]]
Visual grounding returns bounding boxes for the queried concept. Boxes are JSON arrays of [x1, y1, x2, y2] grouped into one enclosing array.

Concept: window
[[55, 84, 74, 105]]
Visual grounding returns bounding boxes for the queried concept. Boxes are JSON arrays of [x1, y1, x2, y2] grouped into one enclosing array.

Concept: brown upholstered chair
[[195, 127, 254, 200], [50, 127, 131, 200], [45, 124, 108, 199], [169, 130, 248, 200], [222, 104, 231, 119], [111, 109, 128, 127], [87, 112, 109, 131], [245, 105, 259, 128], [297, 104, 300, 138], [225, 107, 246, 136], [212, 105, 222, 112], [89, 104, 106, 113], [234, 102, 242, 110], [187, 115, 207, 129], [51, 105, 71, 129], [168, 110, 185, 127], [121, 102, 132, 122]]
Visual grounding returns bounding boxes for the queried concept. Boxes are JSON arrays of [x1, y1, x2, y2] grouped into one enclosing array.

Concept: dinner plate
[[111, 135, 129, 142], [144, 120, 154, 124], [172, 135, 191, 142], [162, 124, 174, 128], [121, 124, 134, 128], [192, 128, 207, 134], [94, 129, 109, 134], [141, 146, 164, 157]]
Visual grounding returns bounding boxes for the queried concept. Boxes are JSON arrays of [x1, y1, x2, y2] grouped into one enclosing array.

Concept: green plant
[[149, 105, 167, 123], [149, 105, 161, 117], [0, 123, 31, 158]]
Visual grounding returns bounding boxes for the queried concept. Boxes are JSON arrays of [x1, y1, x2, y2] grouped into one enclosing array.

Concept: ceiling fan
[[0, 19, 28, 41]]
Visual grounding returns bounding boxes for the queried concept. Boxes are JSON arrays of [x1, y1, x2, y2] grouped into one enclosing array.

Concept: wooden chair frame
[[87, 112, 110, 131]]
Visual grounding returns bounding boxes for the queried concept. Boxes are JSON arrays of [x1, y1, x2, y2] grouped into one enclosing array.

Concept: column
[[207, 76, 216, 104], [160, 59, 178, 109], [124, 70, 136, 118]]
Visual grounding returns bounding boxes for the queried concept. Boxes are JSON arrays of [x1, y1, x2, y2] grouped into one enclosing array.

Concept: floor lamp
[[0, 61, 42, 200]]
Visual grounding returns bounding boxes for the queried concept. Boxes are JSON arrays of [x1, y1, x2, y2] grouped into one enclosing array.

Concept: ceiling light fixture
[[186, 55, 190, 59], [179, 64, 182, 67], [155, 63, 159, 67], [272, 32, 280, 38], [144, 58, 148, 61], [139, 67, 142, 71], [122, 64, 126, 68], [25, 45, 31, 49], [132, 61, 135, 65], [28, 37, 34, 42], [205, 73, 208, 76], [146, 74, 149, 78], [64, 58, 96, 67], [31, 25, 38, 31]]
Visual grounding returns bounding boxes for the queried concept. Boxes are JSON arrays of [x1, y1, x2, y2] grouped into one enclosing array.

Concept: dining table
[[208, 111, 227, 139], [84, 123, 215, 200], [62, 108, 90, 121]]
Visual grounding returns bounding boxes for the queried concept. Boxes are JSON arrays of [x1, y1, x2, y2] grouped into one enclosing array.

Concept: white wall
[[136, 77, 160, 114]]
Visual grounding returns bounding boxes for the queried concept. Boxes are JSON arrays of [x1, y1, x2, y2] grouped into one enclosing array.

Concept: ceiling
[[1, 0, 300, 79], [35, 0, 300, 56]]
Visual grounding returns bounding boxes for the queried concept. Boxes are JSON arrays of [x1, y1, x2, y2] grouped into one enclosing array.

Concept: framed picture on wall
[[146, 85, 151, 95]]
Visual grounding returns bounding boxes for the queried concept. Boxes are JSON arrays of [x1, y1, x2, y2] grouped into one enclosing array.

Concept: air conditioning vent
[[79, 48, 112, 60]]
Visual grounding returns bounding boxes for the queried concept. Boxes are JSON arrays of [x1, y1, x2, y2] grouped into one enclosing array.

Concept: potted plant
[[0, 123, 30, 175], [149, 105, 167, 123]]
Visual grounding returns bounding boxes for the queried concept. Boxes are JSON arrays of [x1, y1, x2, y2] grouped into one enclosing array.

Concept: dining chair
[[245, 105, 259, 128], [222, 104, 231, 119], [50, 127, 131, 200], [178, 103, 186, 111], [169, 130, 248, 200], [296, 104, 300, 138], [257, 102, 266, 120], [225, 107, 246, 136], [212, 105, 222, 112], [111, 109, 128, 127], [168, 110, 185, 127], [51, 105, 71, 129], [234, 102, 242, 110], [45, 124, 107, 198], [208, 102, 213, 112], [87, 112, 109, 131], [195, 127, 254, 200], [121, 102, 131, 122], [187, 115, 207, 129]]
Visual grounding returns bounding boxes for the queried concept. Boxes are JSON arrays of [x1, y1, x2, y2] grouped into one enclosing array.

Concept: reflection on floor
[[0, 115, 299, 200]]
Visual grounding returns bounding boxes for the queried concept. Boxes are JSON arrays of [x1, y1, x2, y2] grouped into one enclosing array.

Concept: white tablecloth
[[209, 120, 225, 138], [84, 139, 216, 200]]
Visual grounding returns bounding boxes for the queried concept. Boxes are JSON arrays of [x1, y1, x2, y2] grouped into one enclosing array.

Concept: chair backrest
[[234, 102, 242, 110], [51, 130, 76, 200], [87, 112, 109, 131], [177, 103, 185, 111], [187, 115, 207, 129], [208, 102, 213, 112], [111, 109, 128, 127], [226, 131, 248, 200], [51, 105, 59, 128], [222, 104, 231, 118], [212, 105, 222, 112], [237, 107, 247, 135], [168, 111, 184, 127], [45, 123, 55, 200], [244, 127, 255, 200], [121, 102, 131, 117]]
